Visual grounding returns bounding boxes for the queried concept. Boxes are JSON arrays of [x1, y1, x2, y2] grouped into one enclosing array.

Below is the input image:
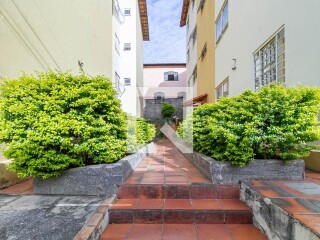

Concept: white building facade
[[215, 0, 320, 98], [181, 0, 198, 99], [0, 0, 149, 116]]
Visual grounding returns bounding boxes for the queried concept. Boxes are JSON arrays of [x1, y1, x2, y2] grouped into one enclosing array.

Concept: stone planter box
[[0, 160, 30, 189], [34, 142, 155, 196], [304, 150, 320, 173], [175, 142, 304, 184]]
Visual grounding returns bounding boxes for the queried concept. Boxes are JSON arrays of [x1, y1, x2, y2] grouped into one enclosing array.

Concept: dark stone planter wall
[[175, 142, 305, 184], [143, 98, 184, 121], [33, 143, 156, 196]]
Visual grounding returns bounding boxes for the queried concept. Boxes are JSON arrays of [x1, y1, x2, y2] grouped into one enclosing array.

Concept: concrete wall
[[143, 98, 184, 121], [0, 0, 113, 79], [197, 0, 215, 103], [215, 0, 320, 96]]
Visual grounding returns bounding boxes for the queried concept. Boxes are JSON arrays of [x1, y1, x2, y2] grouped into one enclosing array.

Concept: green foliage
[[179, 85, 320, 166], [127, 115, 156, 152], [0, 71, 128, 178], [161, 102, 175, 118]]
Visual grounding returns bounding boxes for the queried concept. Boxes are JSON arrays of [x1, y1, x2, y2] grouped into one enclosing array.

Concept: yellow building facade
[[196, 0, 216, 103]]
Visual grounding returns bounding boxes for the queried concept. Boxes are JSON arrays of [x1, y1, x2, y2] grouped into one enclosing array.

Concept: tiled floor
[[244, 170, 320, 236], [100, 224, 266, 240], [101, 140, 267, 239], [0, 179, 33, 195]]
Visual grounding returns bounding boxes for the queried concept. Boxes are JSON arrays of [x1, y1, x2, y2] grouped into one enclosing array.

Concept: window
[[177, 92, 186, 99], [115, 34, 120, 54], [216, 79, 229, 100], [254, 28, 285, 91], [200, 43, 207, 60], [186, 18, 189, 33], [124, 78, 131, 86], [154, 92, 165, 102], [192, 66, 197, 85], [124, 8, 131, 16], [198, 0, 206, 12], [187, 49, 190, 63], [164, 72, 179, 81], [124, 43, 131, 51], [216, 1, 228, 42], [191, 26, 197, 47]]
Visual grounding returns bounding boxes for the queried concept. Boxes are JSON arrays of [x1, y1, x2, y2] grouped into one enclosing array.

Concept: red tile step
[[117, 183, 240, 199], [109, 199, 252, 224], [100, 224, 267, 240]]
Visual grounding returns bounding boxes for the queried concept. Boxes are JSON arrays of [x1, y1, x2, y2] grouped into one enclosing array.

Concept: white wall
[[117, 0, 143, 116], [0, 0, 113, 79], [186, 0, 198, 98], [215, 0, 320, 96], [143, 65, 187, 99]]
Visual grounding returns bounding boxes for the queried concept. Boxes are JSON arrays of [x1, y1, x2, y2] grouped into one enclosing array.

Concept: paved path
[[0, 194, 104, 240], [243, 170, 320, 237], [101, 140, 267, 240]]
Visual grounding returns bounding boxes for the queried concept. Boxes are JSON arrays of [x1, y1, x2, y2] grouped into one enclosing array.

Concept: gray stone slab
[[0, 195, 103, 240], [286, 183, 320, 195], [176, 142, 305, 184], [34, 143, 155, 196]]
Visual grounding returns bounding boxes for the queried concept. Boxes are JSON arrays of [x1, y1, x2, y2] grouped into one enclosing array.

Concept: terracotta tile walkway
[[101, 140, 267, 240], [243, 170, 320, 236], [0, 179, 33, 195]]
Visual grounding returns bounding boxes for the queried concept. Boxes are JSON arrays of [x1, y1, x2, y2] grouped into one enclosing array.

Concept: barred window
[[254, 28, 285, 91]]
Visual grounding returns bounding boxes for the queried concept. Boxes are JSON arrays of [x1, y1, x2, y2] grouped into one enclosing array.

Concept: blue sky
[[143, 0, 186, 64]]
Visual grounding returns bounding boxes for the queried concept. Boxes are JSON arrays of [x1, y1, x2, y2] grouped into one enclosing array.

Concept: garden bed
[[175, 142, 304, 184], [34, 143, 155, 196]]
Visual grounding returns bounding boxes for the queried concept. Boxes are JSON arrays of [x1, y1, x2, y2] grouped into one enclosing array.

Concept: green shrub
[[0, 71, 127, 178], [161, 102, 175, 118], [179, 85, 320, 166], [127, 115, 156, 152]]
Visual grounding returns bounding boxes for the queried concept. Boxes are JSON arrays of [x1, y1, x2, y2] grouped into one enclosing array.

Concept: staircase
[[100, 140, 267, 239]]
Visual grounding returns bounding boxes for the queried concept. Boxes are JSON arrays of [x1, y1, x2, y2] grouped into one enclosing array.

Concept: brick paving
[[243, 170, 320, 236], [101, 140, 267, 240]]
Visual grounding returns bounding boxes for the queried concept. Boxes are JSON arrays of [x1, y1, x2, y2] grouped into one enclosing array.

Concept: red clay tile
[[135, 199, 164, 209], [165, 199, 193, 210], [224, 211, 253, 224], [191, 185, 217, 199], [196, 224, 233, 240], [219, 199, 250, 211], [140, 185, 164, 199], [134, 210, 163, 224], [163, 224, 197, 240], [100, 224, 132, 240], [74, 226, 95, 240], [165, 185, 190, 199], [189, 176, 211, 183], [164, 211, 194, 224], [86, 213, 103, 227], [117, 185, 140, 199], [112, 199, 137, 210], [217, 185, 240, 199], [165, 176, 189, 184], [109, 210, 134, 224], [0, 179, 33, 194], [271, 198, 320, 215], [294, 214, 320, 234], [192, 199, 222, 210], [127, 224, 162, 240], [227, 224, 267, 240], [194, 210, 224, 224]]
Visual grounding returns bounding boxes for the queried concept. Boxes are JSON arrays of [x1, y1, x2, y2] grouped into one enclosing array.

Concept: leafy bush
[[127, 115, 156, 152], [161, 102, 175, 118], [0, 71, 127, 178], [178, 85, 320, 166]]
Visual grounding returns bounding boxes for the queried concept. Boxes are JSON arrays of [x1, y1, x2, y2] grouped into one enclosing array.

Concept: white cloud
[[143, 0, 186, 63]]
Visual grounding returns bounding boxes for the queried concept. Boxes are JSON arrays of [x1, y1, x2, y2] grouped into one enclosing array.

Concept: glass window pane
[[222, 1, 228, 29]]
